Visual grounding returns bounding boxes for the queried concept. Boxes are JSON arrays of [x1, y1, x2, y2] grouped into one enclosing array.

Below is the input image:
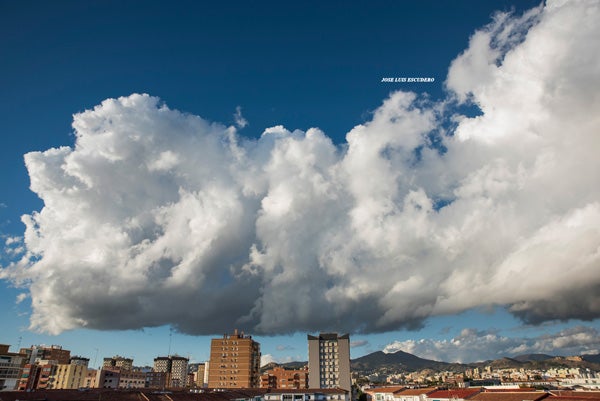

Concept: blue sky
[[2, 0, 600, 368]]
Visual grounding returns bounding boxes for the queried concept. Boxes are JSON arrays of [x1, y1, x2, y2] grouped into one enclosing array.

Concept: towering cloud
[[2, 0, 599, 335]]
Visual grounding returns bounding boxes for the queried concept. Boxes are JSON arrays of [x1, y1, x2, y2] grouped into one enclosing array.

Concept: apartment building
[[51, 363, 88, 389], [83, 369, 97, 388], [118, 369, 146, 389], [307, 333, 351, 392], [18, 361, 57, 390], [264, 388, 350, 401], [195, 363, 207, 387], [19, 345, 70, 365], [170, 356, 189, 388], [97, 368, 120, 388], [103, 356, 134, 371], [260, 366, 309, 389], [69, 356, 90, 367], [0, 344, 26, 391], [146, 371, 168, 389], [207, 329, 261, 388], [153, 355, 189, 388]]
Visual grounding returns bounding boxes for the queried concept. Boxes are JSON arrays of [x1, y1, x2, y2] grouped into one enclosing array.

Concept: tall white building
[[307, 333, 351, 392]]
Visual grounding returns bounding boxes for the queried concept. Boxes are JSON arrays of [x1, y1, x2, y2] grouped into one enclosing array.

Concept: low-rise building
[[261, 366, 309, 389], [558, 377, 600, 389], [118, 369, 146, 389], [264, 388, 350, 401], [364, 386, 407, 401], [547, 390, 600, 399], [470, 391, 548, 401], [0, 344, 26, 391], [146, 370, 169, 389], [425, 389, 480, 401], [394, 387, 438, 401], [97, 369, 120, 388]]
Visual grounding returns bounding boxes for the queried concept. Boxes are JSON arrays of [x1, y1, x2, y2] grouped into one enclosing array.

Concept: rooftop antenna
[[93, 348, 99, 369], [16, 336, 22, 351], [168, 327, 173, 357]]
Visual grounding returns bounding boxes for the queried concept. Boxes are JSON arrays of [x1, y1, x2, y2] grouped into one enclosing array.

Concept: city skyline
[[1, 0, 600, 368], [4, 337, 600, 392]]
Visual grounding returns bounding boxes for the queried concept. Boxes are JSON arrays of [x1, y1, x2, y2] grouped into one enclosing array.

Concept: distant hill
[[513, 354, 555, 362], [485, 357, 524, 369], [261, 362, 279, 372], [261, 361, 307, 372], [582, 353, 600, 364], [350, 350, 465, 373], [281, 361, 308, 369], [261, 350, 600, 376]]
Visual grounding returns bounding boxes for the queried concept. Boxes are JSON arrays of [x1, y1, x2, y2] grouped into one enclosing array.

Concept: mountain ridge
[[261, 350, 600, 374]]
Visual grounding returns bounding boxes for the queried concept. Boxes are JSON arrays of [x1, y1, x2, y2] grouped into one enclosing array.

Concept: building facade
[[83, 369, 97, 388], [0, 344, 26, 391], [146, 371, 168, 389], [261, 366, 309, 389], [18, 361, 57, 390], [170, 356, 189, 388], [103, 356, 133, 371], [51, 363, 88, 389], [97, 369, 120, 388], [307, 333, 351, 392], [195, 363, 206, 387], [118, 369, 146, 389], [207, 330, 261, 388], [153, 357, 171, 374], [19, 345, 70, 365], [264, 388, 350, 401], [153, 355, 189, 388], [69, 356, 90, 367]]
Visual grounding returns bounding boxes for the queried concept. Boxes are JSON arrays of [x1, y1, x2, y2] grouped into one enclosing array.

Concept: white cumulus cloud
[[1, 0, 599, 337], [15, 292, 28, 304], [234, 106, 248, 129], [383, 326, 600, 363]]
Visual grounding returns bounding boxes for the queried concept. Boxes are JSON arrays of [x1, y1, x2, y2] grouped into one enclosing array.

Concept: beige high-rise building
[[83, 369, 97, 388], [195, 363, 206, 387], [207, 330, 261, 388], [51, 363, 88, 389], [307, 333, 351, 392]]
